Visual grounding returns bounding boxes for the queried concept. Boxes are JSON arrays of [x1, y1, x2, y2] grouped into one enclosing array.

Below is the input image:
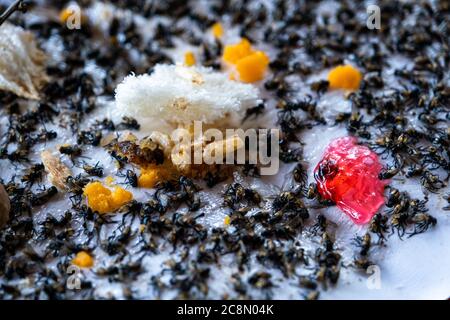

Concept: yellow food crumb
[[222, 39, 269, 83], [223, 38, 254, 64], [184, 51, 196, 67], [224, 215, 231, 226], [72, 251, 94, 268], [139, 224, 146, 233], [235, 51, 270, 83], [83, 181, 132, 214], [327, 64, 362, 91], [138, 167, 161, 188], [211, 22, 224, 39]]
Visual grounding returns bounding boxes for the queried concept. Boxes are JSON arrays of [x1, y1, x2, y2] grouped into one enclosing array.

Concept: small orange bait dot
[[211, 22, 224, 39], [327, 64, 362, 91], [72, 251, 94, 268], [184, 51, 196, 67]]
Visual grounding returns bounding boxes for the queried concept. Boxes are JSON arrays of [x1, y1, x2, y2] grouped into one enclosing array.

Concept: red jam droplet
[[313, 136, 388, 224]]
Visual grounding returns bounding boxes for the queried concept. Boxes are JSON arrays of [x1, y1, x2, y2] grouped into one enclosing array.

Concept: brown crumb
[[0, 184, 10, 228], [41, 150, 72, 190]]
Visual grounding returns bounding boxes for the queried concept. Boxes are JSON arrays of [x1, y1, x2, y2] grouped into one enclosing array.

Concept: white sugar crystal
[[113, 64, 260, 130], [0, 23, 48, 100]]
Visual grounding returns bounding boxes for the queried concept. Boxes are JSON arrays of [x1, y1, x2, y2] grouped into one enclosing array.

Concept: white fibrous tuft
[[113, 64, 260, 129], [0, 23, 48, 100]]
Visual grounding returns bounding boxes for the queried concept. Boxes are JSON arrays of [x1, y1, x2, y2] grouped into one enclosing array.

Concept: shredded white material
[[0, 22, 48, 100], [113, 64, 260, 128]]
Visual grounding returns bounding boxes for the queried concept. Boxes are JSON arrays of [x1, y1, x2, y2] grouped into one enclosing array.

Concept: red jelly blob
[[313, 136, 388, 224]]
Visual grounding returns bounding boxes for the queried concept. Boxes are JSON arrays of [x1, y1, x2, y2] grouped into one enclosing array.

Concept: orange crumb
[[223, 38, 254, 64], [222, 39, 269, 83], [184, 51, 196, 67], [138, 167, 165, 188], [211, 22, 224, 38], [72, 251, 94, 268], [235, 51, 270, 83], [83, 181, 132, 214], [327, 64, 362, 91]]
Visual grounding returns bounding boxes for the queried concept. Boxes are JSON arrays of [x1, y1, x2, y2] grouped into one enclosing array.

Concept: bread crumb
[[41, 151, 72, 190], [113, 64, 259, 130], [0, 23, 48, 100]]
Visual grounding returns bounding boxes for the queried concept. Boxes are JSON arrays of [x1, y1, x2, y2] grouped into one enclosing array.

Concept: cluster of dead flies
[[0, 0, 449, 299]]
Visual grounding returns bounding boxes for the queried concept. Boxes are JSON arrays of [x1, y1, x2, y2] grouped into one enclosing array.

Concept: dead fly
[[305, 182, 319, 199], [170, 212, 207, 247], [248, 271, 273, 289], [299, 275, 318, 290], [82, 162, 104, 177], [117, 116, 140, 130], [311, 214, 328, 235], [77, 130, 102, 146], [95, 261, 143, 282], [66, 175, 91, 207], [278, 138, 303, 163], [38, 211, 73, 240], [59, 145, 82, 162], [390, 210, 410, 238], [352, 233, 372, 256], [223, 183, 261, 210], [7, 145, 30, 162], [369, 213, 389, 242], [118, 169, 138, 188], [93, 118, 115, 131], [119, 200, 143, 226], [242, 102, 265, 123], [293, 162, 308, 189], [353, 257, 374, 271], [31, 186, 58, 207], [272, 191, 308, 218], [102, 226, 135, 257], [178, 176, 201, 211], [378, 160, 402, 180], [264, 76, 289, 96], [420, 170, 445, 193], [310, 80, 329, 95], [443, 194, 450, 211], [408, 213, 437, 237], [386, 187, 402, 208], [21, 163, 45, 186], [314, 233, 341, 288], [34, 128, 58, 143]]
